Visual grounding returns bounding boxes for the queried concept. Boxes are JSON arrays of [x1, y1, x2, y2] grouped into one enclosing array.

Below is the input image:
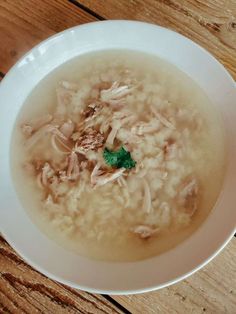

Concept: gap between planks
[[0, 236, 125, 314], [68, 0, 105, 20], [0, 1, 235, 312]]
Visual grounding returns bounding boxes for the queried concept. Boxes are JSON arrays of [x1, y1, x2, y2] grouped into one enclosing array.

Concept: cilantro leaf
[[103, 146, 136, 169], [120, 155, 136, 169]]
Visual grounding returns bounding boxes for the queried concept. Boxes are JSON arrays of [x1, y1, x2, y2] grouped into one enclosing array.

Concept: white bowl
[[0, 20, 236, 295]]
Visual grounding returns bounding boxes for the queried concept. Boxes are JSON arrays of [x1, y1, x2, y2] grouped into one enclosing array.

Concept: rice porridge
[[11, 50, 225, 261]]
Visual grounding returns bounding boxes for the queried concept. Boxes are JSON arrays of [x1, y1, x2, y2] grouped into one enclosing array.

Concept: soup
[[11, 50, 225, 262]]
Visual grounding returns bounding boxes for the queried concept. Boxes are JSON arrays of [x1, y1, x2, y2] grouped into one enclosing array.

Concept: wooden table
[[0, 1, 235, 313]]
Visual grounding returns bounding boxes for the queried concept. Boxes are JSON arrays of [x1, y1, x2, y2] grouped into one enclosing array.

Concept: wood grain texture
[[0, 1, 236, 313], [113, 238, 236, 314], [0, 236, 123, 314], [77, 0, 236, 79], [0, 0, 97, 73]]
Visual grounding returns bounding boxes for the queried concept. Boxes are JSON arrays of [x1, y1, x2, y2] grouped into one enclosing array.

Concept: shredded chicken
[[21, 114, 53, 137], [100, 81, 132, 105], [74, 128, 104, 153], [112, 110, 136, 125], [117, 176, 127, 187], [106, 126, 119, 146], [60, 120, 74, 138], [19, 63, 207, 251], [83, 103, 101, 120], [159, 202, 171, 226], [91, 164, 125, 186], [179, 178, 198, 216], [59, 171, 68, 182], [117, 176, 130, 207], [56, 81, 76, 115], [40, 162, 55, 186], [66, 151, 80, 181], [90, 163, 104, 185], [25, 124, 68, 150], [151, 106, 175, 129], [106, 111, 136, 146], [51, 134, 71, 154], [131, 225, 159, 239], [142, 179, 152, 213], [131, 119, 160, 135]]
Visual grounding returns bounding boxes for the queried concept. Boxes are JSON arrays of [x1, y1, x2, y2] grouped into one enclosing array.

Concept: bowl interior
[[0, 21, 236, 294]]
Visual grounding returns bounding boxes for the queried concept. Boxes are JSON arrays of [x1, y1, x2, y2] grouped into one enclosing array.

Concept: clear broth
[[11, 50, 226, 261]]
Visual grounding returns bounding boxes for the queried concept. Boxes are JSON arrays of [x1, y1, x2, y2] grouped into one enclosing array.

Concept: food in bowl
[[11, 50, 225, 262]]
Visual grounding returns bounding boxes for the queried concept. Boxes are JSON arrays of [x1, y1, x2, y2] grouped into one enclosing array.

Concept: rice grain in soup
[[11, 50, 226, 261]]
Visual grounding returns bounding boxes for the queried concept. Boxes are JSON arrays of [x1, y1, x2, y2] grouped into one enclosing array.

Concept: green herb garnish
[[103, 146, 136, 169]]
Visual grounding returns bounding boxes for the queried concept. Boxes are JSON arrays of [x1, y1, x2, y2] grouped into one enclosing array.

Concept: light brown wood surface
[[0, 234, 235, 313], [0, 0, 235, 313], [77, 0, 236, 80], [0, 236, 123, 314], [113, 239, 236, 313], [0, 0, 96, 73]]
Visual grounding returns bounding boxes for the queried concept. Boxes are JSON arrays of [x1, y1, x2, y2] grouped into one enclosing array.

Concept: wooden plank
[[0, 1, 235, 313], [0, 236, 123, 314], [1, 233, 234, 314], [0, 0, 97, 73], [77, 0, 236, 80], [113, 238, 236, 314]]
